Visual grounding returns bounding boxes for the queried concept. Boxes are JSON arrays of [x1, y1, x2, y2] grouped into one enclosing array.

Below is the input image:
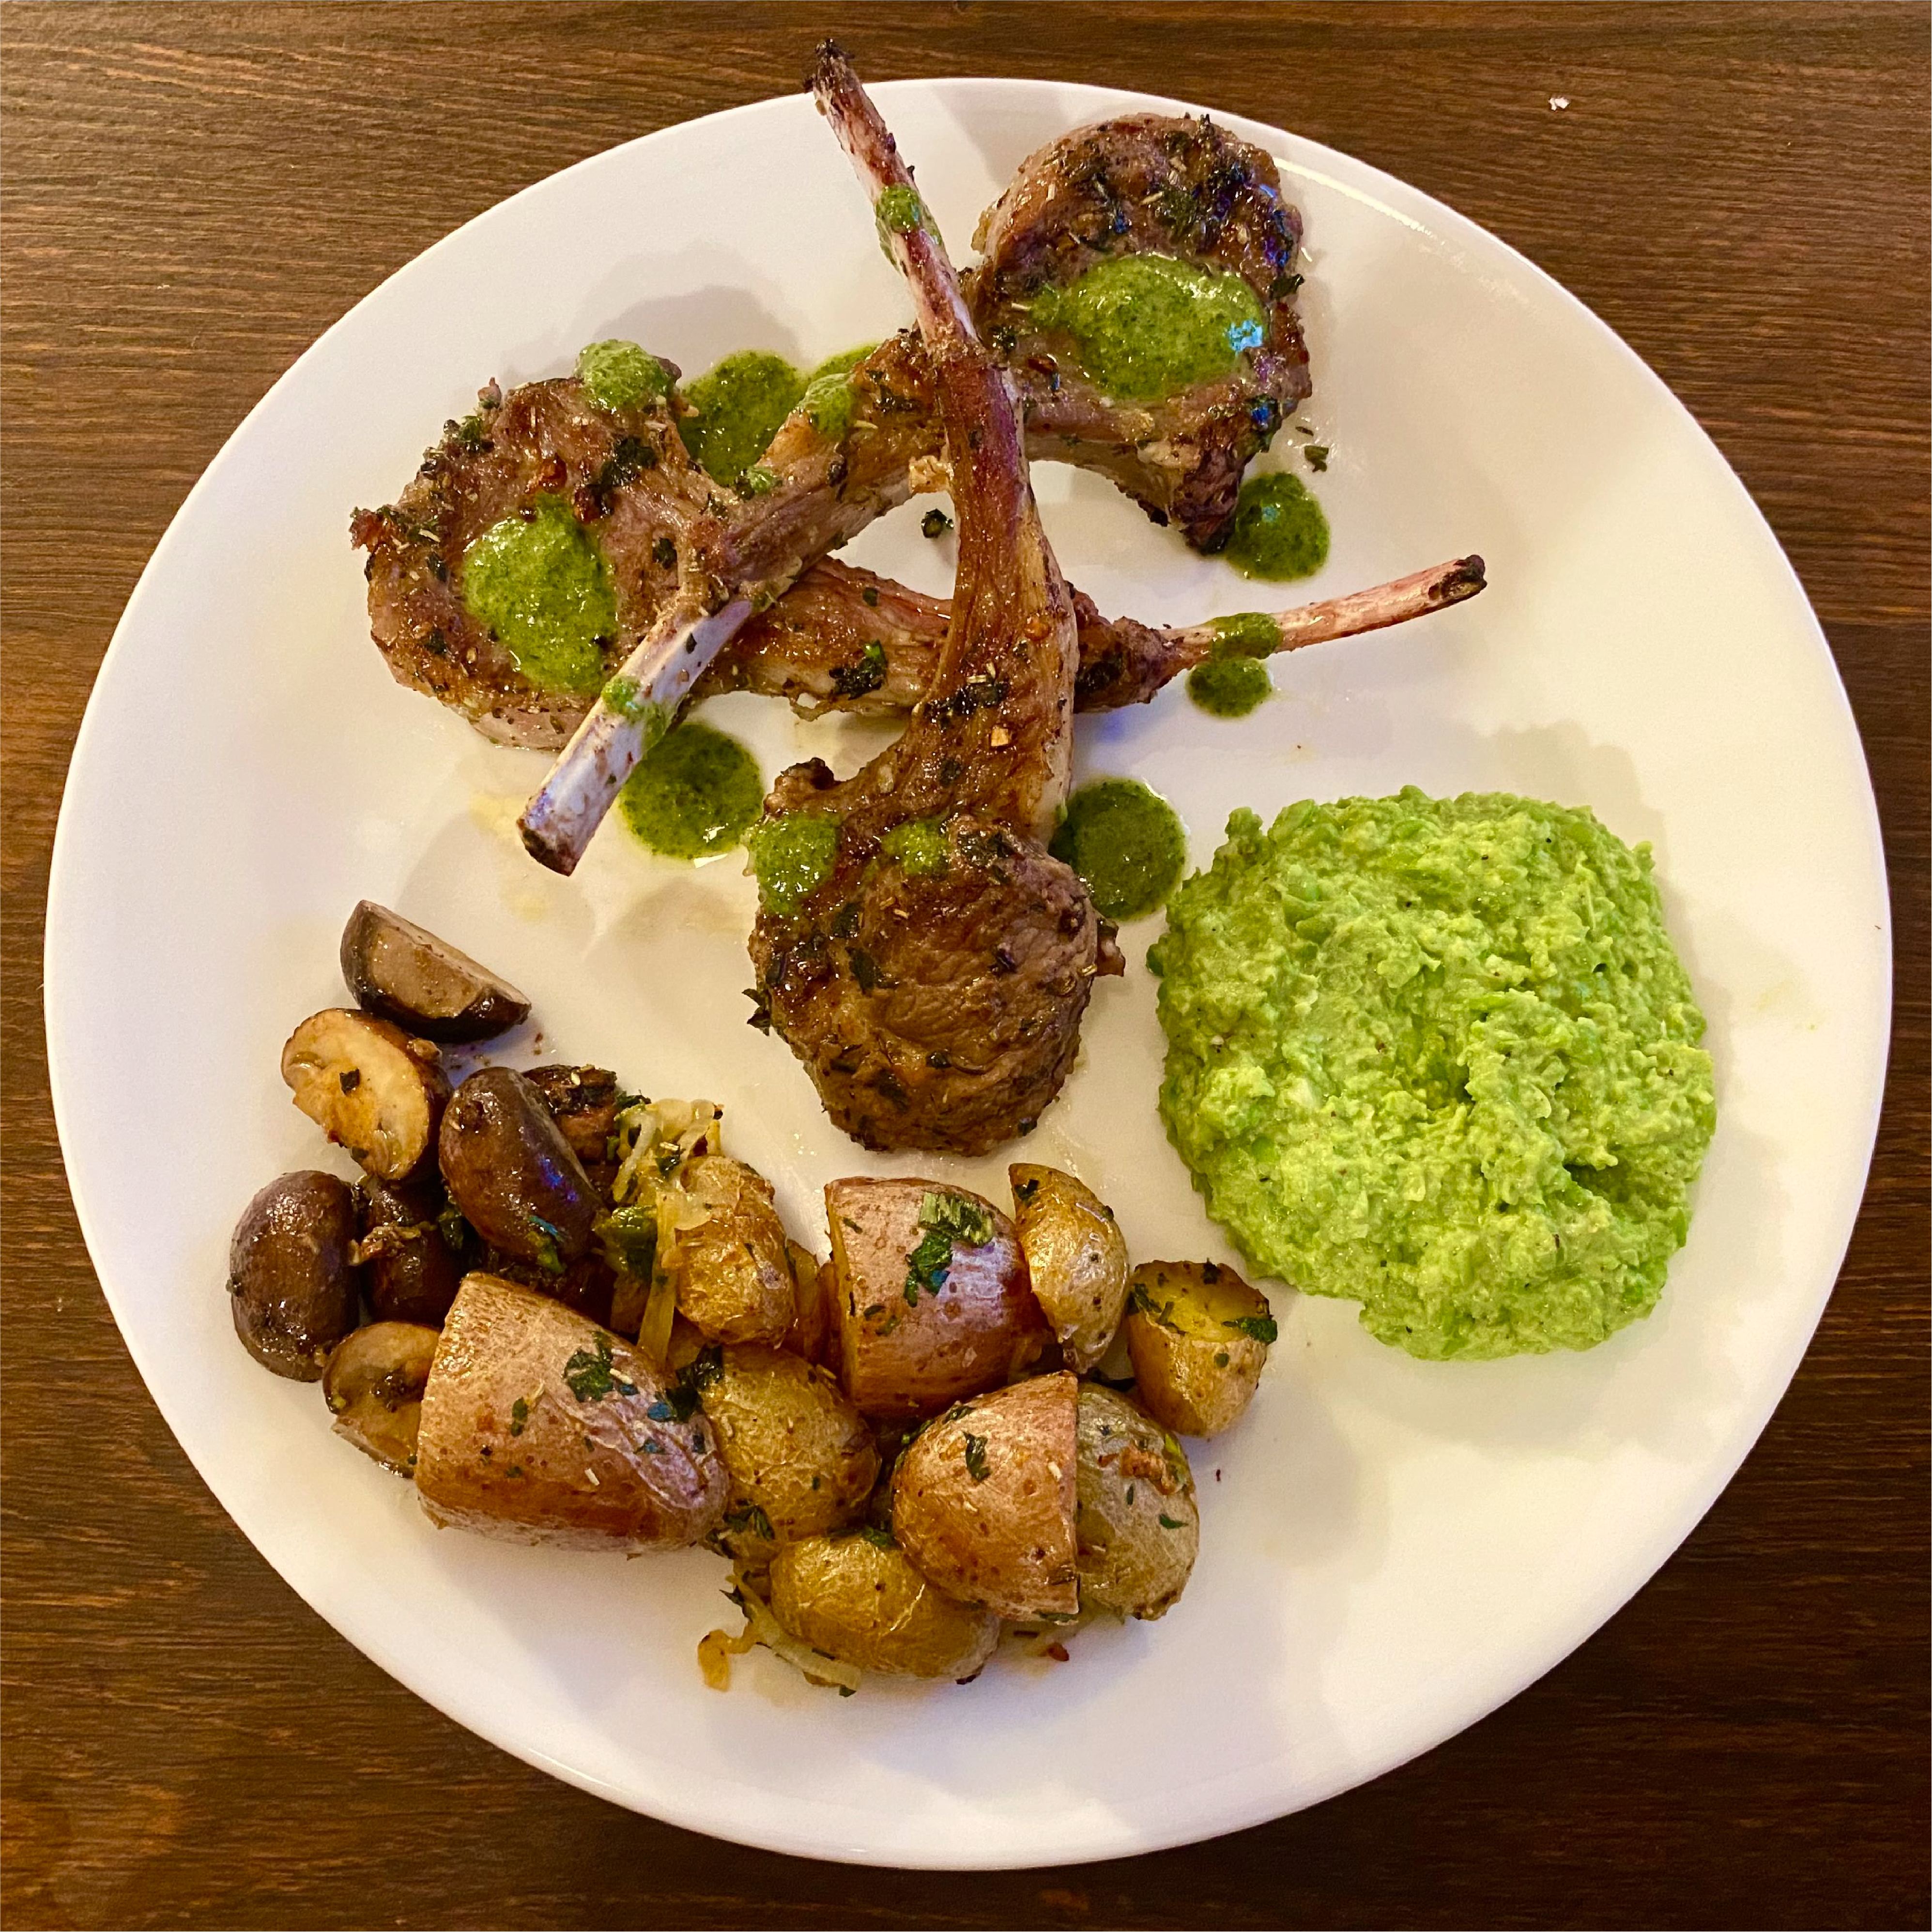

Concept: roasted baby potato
[[438, 1067, 598, 1270], [1074, 1385, 1198, 1619], [768, 1533, 999, 1680], [783, 1243, 833, 1366], [339, 900, 531, 1043], [282, 1009, 451, 1181], [826, 1178, 1046, 1420], [890, 1371, 1079, 1620], [356, 1175, 463, 1326], [228, 1171, 363, 1380], [323, 1320, 439, 1472], [693, 1343, 878, 1560], [414, 1272, 726, 1551], [1124, 1260, 1275, 1438], [1009, 1164, 1129, 1373], [660, 1154, 797, 1345]]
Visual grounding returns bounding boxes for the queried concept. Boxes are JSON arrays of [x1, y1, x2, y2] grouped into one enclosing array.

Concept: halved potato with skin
[[414, 1272, 726, 1551], [694, 1343, 878, 1562], [1009, 1164, 1129, 1372], [1124, 1259, 1274, 1438], [890, 1371, 1079, 1620], [826, 1178, 1047, 1421], [661, 1155, 797, 1345], [1074, 1384, 1198, 1619], [281, 1009, 450, 1181], [768, 1533, 999, 1680]]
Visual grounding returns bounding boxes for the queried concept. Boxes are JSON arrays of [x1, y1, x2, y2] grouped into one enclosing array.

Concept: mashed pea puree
[[1149, 789, 1716, 1359]]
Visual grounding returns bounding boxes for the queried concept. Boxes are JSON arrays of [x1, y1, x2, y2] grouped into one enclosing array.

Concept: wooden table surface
[[3, 4, 1925, 1927]]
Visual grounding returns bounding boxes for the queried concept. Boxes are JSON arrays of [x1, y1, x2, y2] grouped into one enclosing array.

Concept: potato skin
[[891, 1371, 1079, 1619], [438, 1067, 599, 1270], [695, 1344, 878, 1560], [662, 1156, 797, 1345], [769, 1534, 999, 1679], [323, 1320, 439, 1472], [228, 1171, 362, 1380], [339, 900, 531, 1043], [1009, 1165, 1129, 1373], [1124, 1260, 1273, 1438], [1074, 1385, 1198, 1619], [415, 1273, 726, 1551], [827, 1178, 1047, 1421], [357, 1176, 463, 1326], [281, 1009, 451, 1181]]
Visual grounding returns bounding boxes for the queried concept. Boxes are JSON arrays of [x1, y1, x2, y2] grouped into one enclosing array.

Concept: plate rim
[[44, 72, 1893, 1869]]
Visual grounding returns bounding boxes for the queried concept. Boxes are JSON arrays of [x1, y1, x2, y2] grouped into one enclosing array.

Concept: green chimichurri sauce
[[1027, 255, 1266, 401], [576, 339, 672, 414], [1049, 779, 1188, 922], [617, 721, 762, 860], [874, 184, 936, 256], [1206, 611, 1280, 656], [678, 351, 805, 484], [880, 817, 949, 875], [800, 342, 879, 443], [1187, 654, 1273, 717], [461, 497, 614, 694], [1223, 473, 1330, 581], [747, 812, 841, 916]]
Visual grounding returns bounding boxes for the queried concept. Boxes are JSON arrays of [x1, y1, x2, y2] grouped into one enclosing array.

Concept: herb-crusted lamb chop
[[355, 102, 1321, 860], [964, 110, 1311, 548], [705, 552, 1485, 717], [742, 44, 1118, 1155]]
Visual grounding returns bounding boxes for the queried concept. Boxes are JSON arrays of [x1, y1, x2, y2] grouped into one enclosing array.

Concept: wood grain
[[2, 5, 1925, 1927]]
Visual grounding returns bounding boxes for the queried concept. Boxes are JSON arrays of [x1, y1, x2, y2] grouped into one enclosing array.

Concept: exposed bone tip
[[517, 812, 579, 878]]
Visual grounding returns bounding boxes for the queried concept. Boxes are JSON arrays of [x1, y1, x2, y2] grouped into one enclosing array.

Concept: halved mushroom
[[339, 901, 531, 1043], [322, 1320, 440, 1472], [281, 1009, 450, 1181], [437, 1067, 599, 1270], [228, 1170, 362, 1380]]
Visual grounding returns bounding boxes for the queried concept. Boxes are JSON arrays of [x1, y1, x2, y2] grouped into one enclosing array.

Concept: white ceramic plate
[[46, 78, 1889, 1868]]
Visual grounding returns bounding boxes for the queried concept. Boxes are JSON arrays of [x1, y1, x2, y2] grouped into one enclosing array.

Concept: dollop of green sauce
[[747, 812, 841, 916], [461, 497, 614, 694], [874, 185, 936, 257], [1223, 473, 1330, 581], [1207, 612, 1281, 656], [880, 817, 949, 876], [800, 342, 879, 443], [617, 721, 763, 860], [678, 351, 805, 483], [576, 339, 672, 414], [1149, 790, 1717, 1360], [1187, 654, 1273, 717], [1049, 779, 1188, 923], [1028, 255, 1266, 401]]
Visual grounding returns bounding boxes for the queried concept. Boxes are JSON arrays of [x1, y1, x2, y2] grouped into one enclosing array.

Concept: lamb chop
[[740, 44, 1113, 1156], [704, 552, 1485, 716], [964, 110, 1310, 549], [357, 104, 1317, 854]]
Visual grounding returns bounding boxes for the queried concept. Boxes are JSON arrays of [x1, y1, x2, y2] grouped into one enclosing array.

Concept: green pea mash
[[1148, 789, 1716, 1360]]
